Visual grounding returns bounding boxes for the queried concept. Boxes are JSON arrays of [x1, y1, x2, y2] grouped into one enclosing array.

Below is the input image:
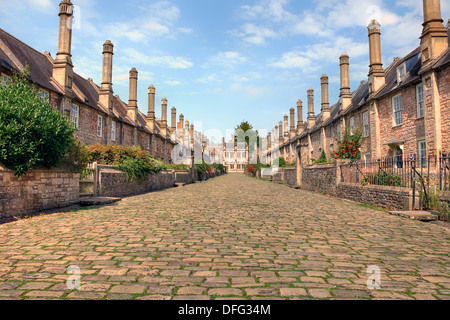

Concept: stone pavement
[[0, 174, 448, 300]]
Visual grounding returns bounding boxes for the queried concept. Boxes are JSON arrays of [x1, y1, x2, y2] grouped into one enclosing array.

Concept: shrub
[[212, 163, 225, 173], [165, 163, 190, 172], [312, 150, 329, 164], [274, 157, 286, 167], [334, 126, 364, 161], [0, 68, 76, 177]]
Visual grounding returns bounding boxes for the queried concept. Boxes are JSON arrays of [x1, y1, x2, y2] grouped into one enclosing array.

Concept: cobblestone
[[0, 174, 448, 300]]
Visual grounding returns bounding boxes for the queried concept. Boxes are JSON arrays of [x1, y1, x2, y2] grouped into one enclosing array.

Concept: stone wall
[[0, 165, 79, 219], [302, 162, 338, 195], [98, 167, 176, 198], [283, 167, 297, 186]]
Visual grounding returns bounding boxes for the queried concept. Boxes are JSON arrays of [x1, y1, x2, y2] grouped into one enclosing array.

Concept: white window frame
[[397, 63, 406, 83], [97, 115, 103, 137], [146, 136, 150, 150], [392, 94, 403, 126], [1, 73, 10, 86], [418, 140, 427, 169], [39, 89, 49, 103], [363, 111, 370, 137], [416, 83, 424, 118], [111, 121, 116, 142], [71, 104, 79, 129]]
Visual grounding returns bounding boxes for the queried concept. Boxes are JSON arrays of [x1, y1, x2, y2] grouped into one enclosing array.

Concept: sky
[[0, 0, 449, 143]]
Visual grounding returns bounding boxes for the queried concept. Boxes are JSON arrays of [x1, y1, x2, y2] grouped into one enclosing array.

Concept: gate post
[[93, 162, 98, 197]]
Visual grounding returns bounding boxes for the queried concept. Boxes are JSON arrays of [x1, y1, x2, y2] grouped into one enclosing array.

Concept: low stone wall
[[284, 167, 297, 186], [98, 167, 176, 198], [302, 162, 338, 195], [336, 182, 414, 210], [0, 165, 79, 219], [272, 169, 283, 183], [174, 171, 193, 185]]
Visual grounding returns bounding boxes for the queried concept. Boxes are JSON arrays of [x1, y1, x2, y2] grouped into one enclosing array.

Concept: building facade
[[265, 0, 450, 182], [0, 0, 190, 163]]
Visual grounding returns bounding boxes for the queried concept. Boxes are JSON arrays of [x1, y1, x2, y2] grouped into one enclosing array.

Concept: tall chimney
[[267, 132, 272, 151], [340, 53, 352, 112], [179, 114, 184, 132], [171, 107, 177, 132], [278, 121, 283, 143], [147, 85, 155, 131], [53, 0, 74, 93], [284, 115, 289, 142], [161, 98, 168, 136], [99, 40, 114, 114], [367, 20, 385, 94], [420, 0, 448, 66], [185, 120, 190, 132], [321, 74, 330, 123], [297, 99, 303, 134], [127, 68, 138, 123], [290, 107, 295, 138], [307, 89, 315, 129]]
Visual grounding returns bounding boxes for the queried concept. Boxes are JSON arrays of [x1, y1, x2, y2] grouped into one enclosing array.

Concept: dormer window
[[1, 73, 11, 86], [397, 63, 406, 83]]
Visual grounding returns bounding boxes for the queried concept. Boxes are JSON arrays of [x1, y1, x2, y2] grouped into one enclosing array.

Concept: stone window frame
[[146, 136, 150, 150], [97, 115, 103, 138], [350, 116, 355, 134], [392, 93, 403, 126], [363, 111, 370, 137], [111, 121, 116, 142], [38, 88, 49, 103], [71, 104, 79, 129], [416, 83, 425, 119], [336, 123, 341, 142], [154, 138, 158, 153]]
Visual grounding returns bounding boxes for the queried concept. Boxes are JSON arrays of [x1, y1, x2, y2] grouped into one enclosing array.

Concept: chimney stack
[[147, 85, 155, 131], [290, 107, 295, 138], [307, 89, 315, 129], [297, 99, 303, 134], [53, 0, 74, 93], [171, 107, 177, 133], [278, 122, 283, 143], [99, 40, 114, 114], [284, 115, 289, 143], [339, 53, 352, 112], [179, 114, 184, 132], [127, 68, 138, 123], [420, 0, 448, 66], [367, 20, 385, 94], [161, 98, 168, 136], [321, 74, 330, 123]]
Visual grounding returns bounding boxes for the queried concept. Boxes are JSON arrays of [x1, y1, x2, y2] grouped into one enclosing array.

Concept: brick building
[[265, 0, 450, 177], [0, 0, 188, 163]]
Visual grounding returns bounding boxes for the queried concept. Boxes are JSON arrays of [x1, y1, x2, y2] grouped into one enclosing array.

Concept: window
[[363, 112, 370, 137], [146, 136, 150, 150], [350, 116, 355, 134], [97, 115, 103, 137], [397, 63, 406, 83], [1, 73, 10, 86], [39, 89, 49, 103], [392, 94, 403, 126], [71, 104, 79, 129], [111, 121, 116, 142], [419, 141, 427, 168], [154, 139, 157, 153], [395, 146, 403, 169], [336, 124, 341, 142], [416, 84, 424, 118], [364, 153, 371, 162]]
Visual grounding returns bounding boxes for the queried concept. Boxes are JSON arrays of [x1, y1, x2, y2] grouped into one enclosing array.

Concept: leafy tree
[[0, 68, 76, 177]]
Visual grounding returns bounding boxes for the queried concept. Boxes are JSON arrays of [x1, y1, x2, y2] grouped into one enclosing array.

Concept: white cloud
[[230, 23, 278, 45], [121, 48, 193, 69], [205, 51, 248, 68], [165, 80, 183, 86]]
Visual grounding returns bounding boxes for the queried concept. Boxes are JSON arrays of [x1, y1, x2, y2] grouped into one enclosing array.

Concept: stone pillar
[[321, 74, 330, 123], [420, 0, 448, 66], [53, 0, 74, 93], [368, 20, 385, 93], [339, 53, 352, 112], [297, 99, 303, 134], [146, 85, 155, 131], [307, 89, 315, 129], [161, 98, 168, 137], [290, 107, 295, 139], [127, 68, 138, 123], [99, 40, 114, 114]]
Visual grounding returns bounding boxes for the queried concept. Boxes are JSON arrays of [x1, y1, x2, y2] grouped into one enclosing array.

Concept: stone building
[[0, 0, 187, 163], [266, 0, 450, 179]]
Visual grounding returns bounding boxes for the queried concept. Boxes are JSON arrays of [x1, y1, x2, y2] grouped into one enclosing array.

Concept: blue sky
[[1, 0, 449, 143]]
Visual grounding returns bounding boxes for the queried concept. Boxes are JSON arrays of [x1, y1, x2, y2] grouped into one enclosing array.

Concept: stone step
[[79, 197, 121, 206], [389, 211, 439, 221]]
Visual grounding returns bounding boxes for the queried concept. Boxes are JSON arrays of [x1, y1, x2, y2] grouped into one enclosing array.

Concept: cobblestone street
[[0, 174, 449, 300]]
